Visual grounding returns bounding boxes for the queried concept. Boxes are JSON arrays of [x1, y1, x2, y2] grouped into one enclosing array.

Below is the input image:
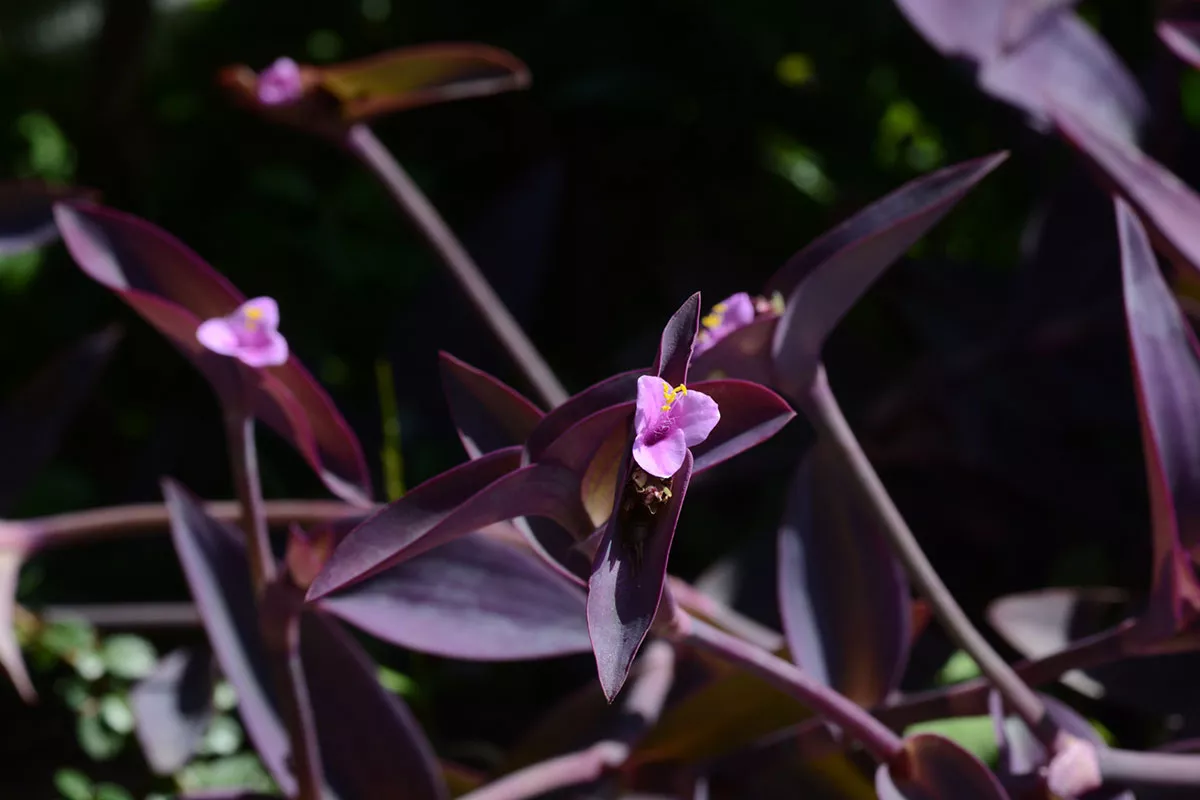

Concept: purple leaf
[[689, 316, 778, 385], [318, 532, 591, 660], [540, 404, 634, 475], [653, 292, 701, 386], [989, 691, 1132, 800], [587, 451, 693, 701], [129, 646, 215, 775], [302, 612, 448, 800], [687, 379, 795, 473], [1115, 198, 1200, 640], [518, 517, 594, 587], [0, 548, 33, 702], [875, 733, 1010, 799], [778, 442, 911, 707], [890, 0, 1005, 60], [0, 181, 95, 255], [160, 479, 294, 794], [55, 202, 372, 506], [1056, 106, 1200, 285], [525, 370, 642, 461], [0, 325, 121, 513], [439, 352, 543, 460], [767, 154, 1007, 393], [1159, 20, 1200, 70], [308, 447, 591, 600], [1001, 0, 1081, 51]]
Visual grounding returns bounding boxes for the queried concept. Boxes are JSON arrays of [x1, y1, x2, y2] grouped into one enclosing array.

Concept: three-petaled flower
[[257, 57, 304, 106], [196, 297, 289, 368], [632, 375, 720, 479]]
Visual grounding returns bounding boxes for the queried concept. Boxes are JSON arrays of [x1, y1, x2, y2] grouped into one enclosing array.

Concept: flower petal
[[196, 318, 240, 356], [237, 330, 289, 368], [672, 389, 720, 447], [633, 427, 686, 479], [635, 375, 668, 433], [722, 292, 755, 328], [240, 296, 279, 329]]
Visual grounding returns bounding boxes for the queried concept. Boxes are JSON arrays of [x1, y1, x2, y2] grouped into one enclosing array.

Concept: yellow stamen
[[243, 306, 264, 331], [660, 383, 688, 412], [713, 302, 728, 312], [701, 313, 722, 329]]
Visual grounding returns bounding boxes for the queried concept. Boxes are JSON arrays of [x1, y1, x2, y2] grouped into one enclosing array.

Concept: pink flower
[[632, 375, 720, 479], [693, 292, 756, 356], [196, 297, 289, 367], [257, 57, 304, 105]]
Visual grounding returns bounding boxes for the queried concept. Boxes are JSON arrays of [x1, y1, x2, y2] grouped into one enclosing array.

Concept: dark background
[[0, 0, 1188, 795]]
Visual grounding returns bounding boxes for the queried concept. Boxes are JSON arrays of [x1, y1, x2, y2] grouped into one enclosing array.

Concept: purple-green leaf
[[302, 612, 448, 800], [587, 451, 693, 701], [654, 292, 701, 386], [0, 325, 121, 514], [439, 352, 543, 460], [778, 442, 911, 707], [1115, 198, 1200, 640], [55, 201, 372, 506], [307, 447, 591, 600], [768, 153, 1008, 393], [129, 646, 215, 775], [318, 532, 591, 660], [875, 733, 1010, 799], [0, 181, 95, 255]]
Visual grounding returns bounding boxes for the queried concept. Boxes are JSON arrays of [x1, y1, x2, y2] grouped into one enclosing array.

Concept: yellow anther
[[701, 313, 722, 329], [245, 307, 264, 320], [660, 383, 688, 412], [713, 302, 728, 312]]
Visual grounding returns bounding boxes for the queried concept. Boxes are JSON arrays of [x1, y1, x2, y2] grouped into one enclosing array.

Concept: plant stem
[[460, 640, 676, 800], [38, 602, 201, 628], [224, 410, 324, 800], [669, 607, 903, 763], [344, 124, 568, 409], [801, 365, 1056, 747], [1097, 748, 1200, 789]]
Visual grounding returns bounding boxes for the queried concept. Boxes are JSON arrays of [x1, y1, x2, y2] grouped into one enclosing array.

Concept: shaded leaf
[[439, 352, 543, 460], [688, 379, 795, 473], [161, 479, 292, 794], [0, 548, 33, 701], [768, 154, 1008, 393], [587, 452, 693, 700], [653, 292, 701, 387], [525, 370, 642, 461], [1114, 198, 1200, 640], [320, 43, 530, 121], [129, 646, 215, 775], [1001, 0, 1081, 51], [0, 325, 121, 513], [1159, 21, 1200, 70], [308, 448, 591, 599], [875, 733, 1010, 799], [302, 612, 448, 800], [689, 316, 778, 386], [56, 202, 371, 505], [101, 634, 157, 679], [0, 181, 94, 255], [320, 532, 591, 660], [778, 441, 911, 707]]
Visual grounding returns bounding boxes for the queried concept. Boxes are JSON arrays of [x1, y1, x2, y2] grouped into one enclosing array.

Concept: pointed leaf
[[308, 448, 591, 599], [1115, 198, 1200, 638], [1001, 0, 1081, 50], [0, 325, 121, 513], [890, 0, 1005, 60], [439, 352, 543, 460], [0, 181, 95, 255], [653, 293, 701, 386], [302, 612, 448, 800], [768, 154, 1008, 392], [778, 442, 911, 707], [320, 532, 591, 660], [1159, 21, 1200, 70], [55, 202, 371, 505], [129, 646, 215, 774], [688, 379, 795, 473], [525, 370, 642, 461], [875, 734, 1010, 799], [689, 316, 778, 385], [587, 451, 693, 700], [161, 479, 293, 794], [320, 43, 530, 121], [0, 548, 34, 701]]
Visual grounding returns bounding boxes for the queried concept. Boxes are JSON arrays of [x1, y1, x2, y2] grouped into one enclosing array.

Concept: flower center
[[701, 301, 728, 331], [660, 382, 688, 412], [242, 306, 264, 331]]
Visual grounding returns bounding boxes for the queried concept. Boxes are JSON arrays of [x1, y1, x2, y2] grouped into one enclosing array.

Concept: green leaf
[[74, 651, 105, 681], [935, 650, 981, 685], [54, 768, 92, 800], [77, 711, 125, 761], [57, 677, 90, 711], [201, 715, 244, 757], [377, 665, 417, 697], [99, 694, 134, 734], [903, 716, 998, 766], [100, 635, 157, 680], [213, 679, 237, 711], [40, 620, 96, 659], [94, 784, 133, 800], [176, 753, 275, 792]]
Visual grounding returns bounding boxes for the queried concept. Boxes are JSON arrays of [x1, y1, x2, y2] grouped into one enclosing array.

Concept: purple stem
[[224, 409, 324, 800], [801, 366, 1057, 748], [459, 640, 676, 800], [1097, 749, 1200, 789], [666, 602, 903, 763], [39, 602, 201, 628], [344, 123, 568, 409]]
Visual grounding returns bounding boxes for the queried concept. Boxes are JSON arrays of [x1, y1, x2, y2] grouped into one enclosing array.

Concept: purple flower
[[196, 297, 289, 367], [257, 57, 304, 105], [632, 375, 720, 479], [693, 292, 756, 356]]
